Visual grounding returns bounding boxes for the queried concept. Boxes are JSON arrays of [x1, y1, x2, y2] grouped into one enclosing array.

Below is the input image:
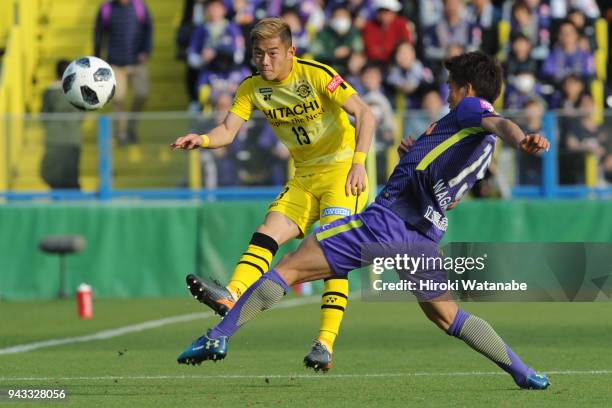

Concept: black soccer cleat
[[186, 274, 236, 317], [303, 340, 333, 372]]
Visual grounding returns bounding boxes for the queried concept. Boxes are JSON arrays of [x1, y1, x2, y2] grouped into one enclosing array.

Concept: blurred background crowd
[[2, 0, 610, 196], [170, 0, 612, 192]]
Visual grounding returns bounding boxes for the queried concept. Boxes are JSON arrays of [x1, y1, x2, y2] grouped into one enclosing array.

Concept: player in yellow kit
[[171, 17, 375, 371]]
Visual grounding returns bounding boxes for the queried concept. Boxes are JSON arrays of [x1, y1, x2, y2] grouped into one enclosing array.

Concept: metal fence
[[0, 109, 610, 201]]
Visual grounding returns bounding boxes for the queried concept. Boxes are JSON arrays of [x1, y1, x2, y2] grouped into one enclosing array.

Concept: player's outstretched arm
[[342, 94, 376, 196], [170, 112, 245, 150], [482, 116, 549, 155]]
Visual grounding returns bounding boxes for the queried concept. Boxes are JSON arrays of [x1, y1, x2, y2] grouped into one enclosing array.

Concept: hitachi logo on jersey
[[263, 99, 321, 120]]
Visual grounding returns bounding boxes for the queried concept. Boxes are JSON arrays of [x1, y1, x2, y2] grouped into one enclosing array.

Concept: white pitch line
[[0, 296, 320, 356], [1, 370, 611, 382]]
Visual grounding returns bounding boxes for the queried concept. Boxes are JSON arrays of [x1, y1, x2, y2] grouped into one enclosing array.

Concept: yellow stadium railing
[[497, 20, 511, 56], [0, 28, 25, 191], [595, 18, 608, 81], [585, 153, 598, 188], [0, 1, 13, 49], [189, 148, 202, 191], [0, 0, 42, 191]]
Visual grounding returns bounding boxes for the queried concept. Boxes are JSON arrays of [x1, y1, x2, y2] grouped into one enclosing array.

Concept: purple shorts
[[314, 203, 448, 301]]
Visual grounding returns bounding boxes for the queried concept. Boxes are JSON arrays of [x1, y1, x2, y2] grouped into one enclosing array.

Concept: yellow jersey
[[230, 57, 357, 173]]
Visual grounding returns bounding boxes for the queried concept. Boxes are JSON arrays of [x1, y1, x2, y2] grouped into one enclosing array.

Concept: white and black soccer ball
[[62, 56, 116, 110]]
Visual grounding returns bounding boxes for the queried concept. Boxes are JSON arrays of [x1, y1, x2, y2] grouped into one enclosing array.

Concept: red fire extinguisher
[[77, 283, 93, 319]]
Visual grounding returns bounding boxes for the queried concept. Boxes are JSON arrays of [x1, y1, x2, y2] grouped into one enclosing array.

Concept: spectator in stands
[[188, 0, 245, 112], [437, 44, 466, 102], [40, 60, 83, 190], [418, 0, 444, 29], [197, 64, 251, 111], [281, 9, 310, 57], [363, 0, 414, 65], [268, 1, 325, 32], [468, 0, 502, 56], [503, 33, 538, 78], [197, 92, 241, 188], [517, 96, 546, 185], [194, 75, 288, 188], [196, 91, 289, 188], [566, 93, 605, 156], [310, 5, 363, 75], [176, 0, 202, 111], [345, 51, 367, 94], [94, 0, 153, 145], [230, 0, 265, 68], [422, 0, 475, 65], [559, 92, 604, 184], [360, 64, 396, 184], [386, 42, 434, 109], [566, 7, 598, 51], [553, 73, 586, 137], [403, 88, 449, 140], [326, 0, 376, 30], [240, 121, 290, 186], [542, 21, 595, 84], [549, 0, 600, 21], [508, 0, 551, 60], [504, 70, 543, 109], [231, 0, 263, 28], [541, 20, 596, 85]]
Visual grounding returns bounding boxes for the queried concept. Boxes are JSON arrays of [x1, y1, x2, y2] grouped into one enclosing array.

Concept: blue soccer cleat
[[521, 372, 550, 390], [177, 331, 228, 365]]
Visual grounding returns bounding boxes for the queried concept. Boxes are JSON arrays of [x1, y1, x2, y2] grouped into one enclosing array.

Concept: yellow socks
[[318, 278, 349, 352], [227, 232, 278, 299]]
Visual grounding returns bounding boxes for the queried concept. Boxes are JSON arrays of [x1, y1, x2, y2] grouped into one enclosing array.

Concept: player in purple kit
[[177, 52, 550, 390]]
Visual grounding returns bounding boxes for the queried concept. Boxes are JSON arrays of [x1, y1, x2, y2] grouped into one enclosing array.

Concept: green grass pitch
[[1, 298, 611, 407]]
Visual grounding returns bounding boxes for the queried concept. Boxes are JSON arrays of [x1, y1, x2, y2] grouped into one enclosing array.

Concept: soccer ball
[[62, 56, 116, 110]]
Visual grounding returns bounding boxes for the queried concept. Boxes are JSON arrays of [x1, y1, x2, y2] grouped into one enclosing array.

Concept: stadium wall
[[1, 200, 611, 300]]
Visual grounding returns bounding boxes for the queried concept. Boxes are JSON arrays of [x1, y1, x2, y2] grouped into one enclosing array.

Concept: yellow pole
[[188, 149, 202, 191], [585, 153, 597, 187]]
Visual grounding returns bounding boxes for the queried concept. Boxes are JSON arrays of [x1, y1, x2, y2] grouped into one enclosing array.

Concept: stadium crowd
[[174, 0, 611, 190]]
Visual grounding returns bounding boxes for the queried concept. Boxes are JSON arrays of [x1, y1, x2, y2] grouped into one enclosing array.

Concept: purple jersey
[[375, 97, 499, 242]]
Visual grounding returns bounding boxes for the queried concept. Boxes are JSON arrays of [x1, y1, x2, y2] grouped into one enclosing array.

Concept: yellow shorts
[[268, 165, 369, 237]]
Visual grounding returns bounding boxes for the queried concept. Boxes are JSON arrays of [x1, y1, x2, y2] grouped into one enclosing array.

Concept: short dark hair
[[56, 59, 70, 79], [444, 51, 503, 103], [510, 32, 531, 45]]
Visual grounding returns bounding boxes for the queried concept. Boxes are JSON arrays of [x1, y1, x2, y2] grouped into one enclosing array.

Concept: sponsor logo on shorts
[[322, 207, 351, 217], [424, 205, 448, 231], [326, 75, 345, 92]]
